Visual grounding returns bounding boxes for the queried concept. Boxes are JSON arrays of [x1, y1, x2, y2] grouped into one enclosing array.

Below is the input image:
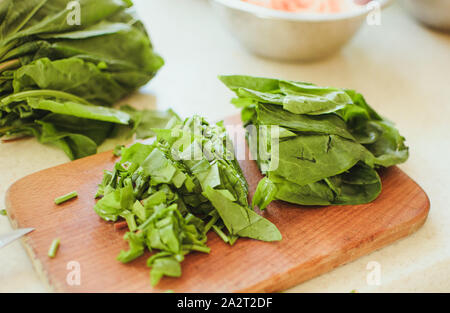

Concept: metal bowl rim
[[211, 0, 391, 22]]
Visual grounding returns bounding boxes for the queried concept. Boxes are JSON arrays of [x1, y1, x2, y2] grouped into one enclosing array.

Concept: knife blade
[[0, 228, 34, 248]]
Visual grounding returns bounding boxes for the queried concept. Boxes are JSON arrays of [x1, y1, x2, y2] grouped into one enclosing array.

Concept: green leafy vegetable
[[204, 187, 280, 241], [0, 0, 166, 159], [120, 105, 179, 140], [93, 115, 281, 286], [113, 144, 125, 157], [220, 75, 409, 208], [54, 190, 78, 204]]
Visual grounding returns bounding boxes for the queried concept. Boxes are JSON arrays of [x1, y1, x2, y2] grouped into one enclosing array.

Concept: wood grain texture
[[5, 115, 430, 293]]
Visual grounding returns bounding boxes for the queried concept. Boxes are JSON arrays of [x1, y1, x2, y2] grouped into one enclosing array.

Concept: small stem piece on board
[[54, 191, 78, 205], [48, 238, 60, 258]]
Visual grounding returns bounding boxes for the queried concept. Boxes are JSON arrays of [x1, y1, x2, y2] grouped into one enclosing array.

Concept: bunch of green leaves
[[220, 75, 409, 207], [0, 0, 165, 159], [93, 115, 281, 286]]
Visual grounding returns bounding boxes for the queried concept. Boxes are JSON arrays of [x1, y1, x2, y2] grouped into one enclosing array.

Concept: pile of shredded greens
[[220, 75, 409, 208], [94, 115, 281, 286], [0, 0, 168, 159]]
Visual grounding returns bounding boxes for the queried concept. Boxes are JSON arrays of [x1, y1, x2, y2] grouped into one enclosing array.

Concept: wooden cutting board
[[5, 115, 430, 292]]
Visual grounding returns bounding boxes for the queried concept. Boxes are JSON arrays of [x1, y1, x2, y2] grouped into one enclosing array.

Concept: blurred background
[[135, 0, 449, 120]]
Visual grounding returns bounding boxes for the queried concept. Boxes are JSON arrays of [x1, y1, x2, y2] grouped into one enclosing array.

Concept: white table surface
[[0, 0, 449, 292]]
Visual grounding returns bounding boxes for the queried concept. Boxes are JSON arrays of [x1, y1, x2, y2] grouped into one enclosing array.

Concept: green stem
[[0, 123, 35, 134], [204, 212, 219, 233], [212, 225, 229, 243], [1, 90, 92, 106], [0, 126, 14, 133], [182, 244, 211, 254], [0, 41, 16, 61], [0, 58, 20, 73], [48, 238, 60, 258], [54, 191, 78, 205]]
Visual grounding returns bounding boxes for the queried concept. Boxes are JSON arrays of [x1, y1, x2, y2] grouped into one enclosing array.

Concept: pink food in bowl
[[241, 0, 372, 13]]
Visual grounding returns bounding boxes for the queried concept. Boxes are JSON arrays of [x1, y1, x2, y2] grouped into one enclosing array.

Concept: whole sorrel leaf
[[220, 75, 408, 207], [0, 0, 165, 159]]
